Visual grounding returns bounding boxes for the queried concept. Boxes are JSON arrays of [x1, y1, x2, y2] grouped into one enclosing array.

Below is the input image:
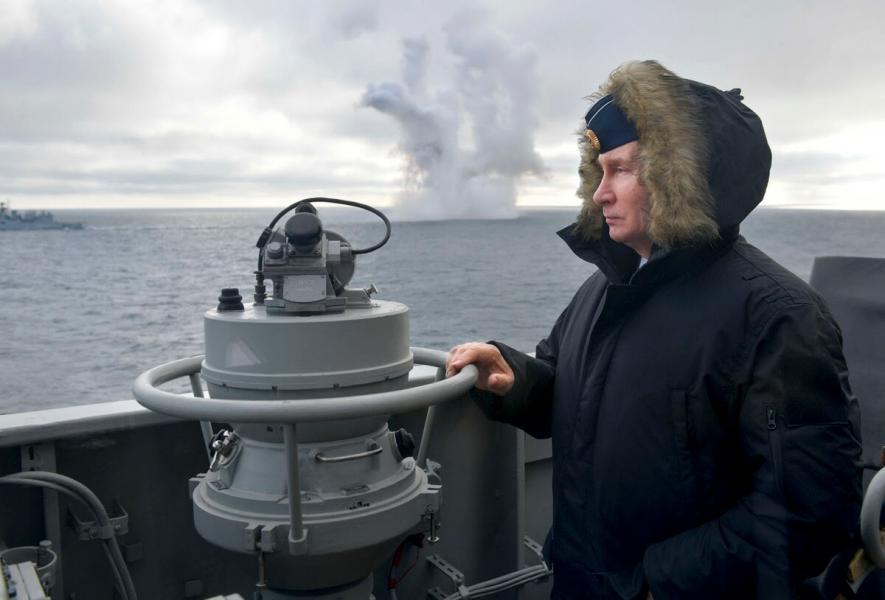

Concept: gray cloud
[[0, 0, 883, 210], [331, 0, 380, 39]]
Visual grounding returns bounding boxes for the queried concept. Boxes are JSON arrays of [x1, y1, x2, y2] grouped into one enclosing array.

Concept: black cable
[[256, 197, 392, 271]]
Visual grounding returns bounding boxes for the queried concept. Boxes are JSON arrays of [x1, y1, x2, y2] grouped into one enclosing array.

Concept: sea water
[[1, 207, 884, 413]]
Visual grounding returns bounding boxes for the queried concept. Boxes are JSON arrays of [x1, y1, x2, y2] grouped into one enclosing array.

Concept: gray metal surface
[[379, 395, 529, 599], [2, 419, 252, 600], [810, 257, 885, 494], [190, 421, 437, 573], [0, 392, 552, 599], [2, 352, 552, 600], [0, 401, 178, 448], [185, 342, 455, 593], [202, 301, 411, 391]]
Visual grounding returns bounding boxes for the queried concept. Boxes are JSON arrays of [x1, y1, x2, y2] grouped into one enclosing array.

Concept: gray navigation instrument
[[133, 199, 479, 599]]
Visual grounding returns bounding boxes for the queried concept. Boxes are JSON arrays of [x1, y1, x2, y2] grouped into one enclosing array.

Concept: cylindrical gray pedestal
[[193, 300, 438, 596], [203, 301, 412, 443]]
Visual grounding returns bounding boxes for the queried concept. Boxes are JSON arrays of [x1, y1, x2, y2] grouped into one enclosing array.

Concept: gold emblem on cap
[[584, 128, 600, 152]]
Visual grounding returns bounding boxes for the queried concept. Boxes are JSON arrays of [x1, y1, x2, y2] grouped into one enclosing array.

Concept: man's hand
[[446, 342, 515, 396]]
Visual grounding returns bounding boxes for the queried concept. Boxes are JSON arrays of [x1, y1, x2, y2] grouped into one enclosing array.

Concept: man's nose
[[593, 176, 612, 206]]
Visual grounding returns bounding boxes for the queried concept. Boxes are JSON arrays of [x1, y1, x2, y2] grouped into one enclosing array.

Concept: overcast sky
[[2, 0, 883, 214]]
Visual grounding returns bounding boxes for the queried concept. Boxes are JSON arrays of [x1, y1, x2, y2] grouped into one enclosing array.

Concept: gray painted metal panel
[[202, 301, 412, 391], [0, 401, 178, 448], [0, 383, 555, 599]]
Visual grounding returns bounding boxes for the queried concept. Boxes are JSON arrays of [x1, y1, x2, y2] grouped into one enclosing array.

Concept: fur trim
[[575, 61, 719, 247]]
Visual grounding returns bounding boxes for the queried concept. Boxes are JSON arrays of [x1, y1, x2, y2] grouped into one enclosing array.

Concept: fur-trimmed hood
[[572, 61, 772, 250]]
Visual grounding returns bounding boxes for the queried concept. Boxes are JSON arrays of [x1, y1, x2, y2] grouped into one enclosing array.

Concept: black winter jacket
[[471, 62, 863, 599]]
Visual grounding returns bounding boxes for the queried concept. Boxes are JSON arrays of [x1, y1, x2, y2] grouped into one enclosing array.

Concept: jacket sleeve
[[643, 302, 863, 599], [468, 306, 569, 439]]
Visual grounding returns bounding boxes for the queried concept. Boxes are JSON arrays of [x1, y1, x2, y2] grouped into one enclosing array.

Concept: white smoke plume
[[360, 15, 546, 220]]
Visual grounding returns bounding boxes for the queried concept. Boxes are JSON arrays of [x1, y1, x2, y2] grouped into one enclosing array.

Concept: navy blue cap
[[583, 94, 638, 153]]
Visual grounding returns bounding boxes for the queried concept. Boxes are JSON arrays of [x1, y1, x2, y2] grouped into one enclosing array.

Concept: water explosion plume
[[360, 17, 546, 220]]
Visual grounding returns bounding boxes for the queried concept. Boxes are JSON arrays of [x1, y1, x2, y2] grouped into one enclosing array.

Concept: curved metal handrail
[[132, 347, 476, 424], [861, 468, 885, 568]]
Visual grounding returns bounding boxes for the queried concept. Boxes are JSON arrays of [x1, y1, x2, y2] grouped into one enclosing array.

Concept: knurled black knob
[[217, 288, 244, 312]]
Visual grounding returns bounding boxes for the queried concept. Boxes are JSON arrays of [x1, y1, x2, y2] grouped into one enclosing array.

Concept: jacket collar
[[558, 222, 739, 286]]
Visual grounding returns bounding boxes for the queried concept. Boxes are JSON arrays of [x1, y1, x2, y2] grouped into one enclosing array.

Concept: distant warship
[[0, 201, 82, 230]]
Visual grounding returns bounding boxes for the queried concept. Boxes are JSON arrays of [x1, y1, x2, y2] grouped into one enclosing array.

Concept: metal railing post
[[188, 373, 214, 461]]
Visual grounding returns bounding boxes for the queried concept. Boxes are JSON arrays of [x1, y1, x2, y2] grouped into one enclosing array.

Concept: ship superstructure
[[0, 201, 82, 231]]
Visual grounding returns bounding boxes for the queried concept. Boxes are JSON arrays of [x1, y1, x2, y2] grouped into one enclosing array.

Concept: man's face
[[592, 141, 653, 258]]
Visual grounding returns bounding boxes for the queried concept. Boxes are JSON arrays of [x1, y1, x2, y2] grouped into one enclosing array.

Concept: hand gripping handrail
[[860, 468, 885, 567], [132, 347, 477, 423]]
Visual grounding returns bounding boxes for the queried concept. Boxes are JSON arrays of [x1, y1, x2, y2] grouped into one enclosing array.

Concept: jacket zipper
[[767, 406, 784, 493], [767, 406, 777, 430]]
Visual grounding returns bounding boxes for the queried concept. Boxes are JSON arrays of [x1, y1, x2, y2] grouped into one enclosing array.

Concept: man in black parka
[[446, 61, 862, 599]]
